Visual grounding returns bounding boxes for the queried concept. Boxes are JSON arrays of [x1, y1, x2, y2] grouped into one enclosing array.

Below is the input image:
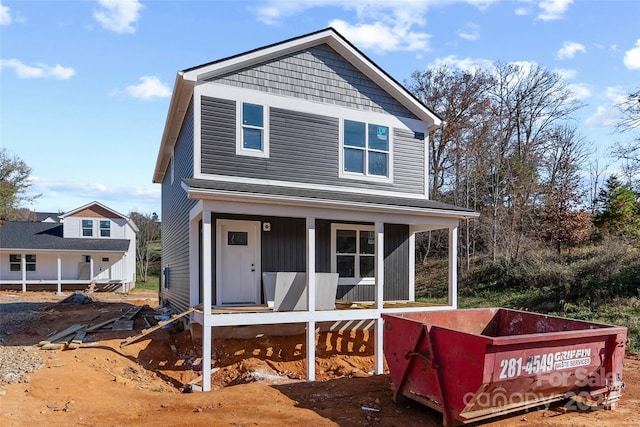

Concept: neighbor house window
[[237, 102, 269, 157], [342, 120, 390, 179], [100, 220, 111, 237], [331, 225, 375, 285], [82, 220, 93, 237], [9, 254, 36, 271]]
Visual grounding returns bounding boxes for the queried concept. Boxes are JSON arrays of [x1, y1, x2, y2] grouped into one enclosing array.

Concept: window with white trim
[[100, 220, 111, 237], [331, 224, 375, 286], [9, 254, 36, 272], [237, 102, 269, 157], [82, 220, 93, 237], [342, 119, 389, 178]]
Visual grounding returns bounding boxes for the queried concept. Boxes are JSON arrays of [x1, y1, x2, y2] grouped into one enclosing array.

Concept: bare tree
[[612, 89, 640, 189]]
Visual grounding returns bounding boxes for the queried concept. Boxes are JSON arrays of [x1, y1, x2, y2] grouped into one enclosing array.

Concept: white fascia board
[[188, 187, 479, 222], [0, 248, 127, 254], [153, 74, 195, 183], [59, 201, 127, 220]]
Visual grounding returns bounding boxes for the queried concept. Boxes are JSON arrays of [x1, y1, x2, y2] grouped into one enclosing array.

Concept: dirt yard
[[1, 290, 638, 427]]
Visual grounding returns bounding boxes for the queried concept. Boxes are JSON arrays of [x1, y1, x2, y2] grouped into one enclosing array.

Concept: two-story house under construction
[[153, 28, 478, 391]]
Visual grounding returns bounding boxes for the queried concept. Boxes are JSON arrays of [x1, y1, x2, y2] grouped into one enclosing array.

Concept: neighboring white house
[[154, 28, 479, 391], [0, 201, 138, 293]]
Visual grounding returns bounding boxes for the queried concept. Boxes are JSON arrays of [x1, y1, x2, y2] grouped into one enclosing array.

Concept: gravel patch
[[0, 346, 44, 385]]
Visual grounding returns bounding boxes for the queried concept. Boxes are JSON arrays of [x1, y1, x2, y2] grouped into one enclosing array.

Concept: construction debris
[[120, 307, 194, 348]]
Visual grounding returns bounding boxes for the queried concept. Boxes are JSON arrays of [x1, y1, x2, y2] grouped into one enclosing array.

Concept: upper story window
[[82, 220, 93, 237], [100, 220, 111, 237], [237, 102, 269, 158], [342, 120, 390, 180]]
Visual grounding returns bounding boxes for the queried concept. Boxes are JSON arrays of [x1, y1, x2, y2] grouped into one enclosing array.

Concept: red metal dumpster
[[382, 308, 627, 426]]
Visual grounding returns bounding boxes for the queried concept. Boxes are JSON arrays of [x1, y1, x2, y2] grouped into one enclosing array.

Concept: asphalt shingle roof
[[183, 178, 476, 215], [0, 222, 130, 252]]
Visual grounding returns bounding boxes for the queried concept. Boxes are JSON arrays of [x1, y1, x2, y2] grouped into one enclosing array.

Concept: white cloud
[[623, 39, 640, 70], [538, 0, 573, 21], [93, 0, 143, 34], [567, 83, 591, 100], [0, 59, 75, 79], [556, 41, 586, 59], [329, 19, 430, 53], [252, 1, 501, 52], [554, 67, 577, 79], [515, 7, 530, 16], [0, 2, 11, 25], [458, 23, 480, 41], [585, 86, 628, 127], [430, 55, 494, 72], [116, 76, 170, 100]]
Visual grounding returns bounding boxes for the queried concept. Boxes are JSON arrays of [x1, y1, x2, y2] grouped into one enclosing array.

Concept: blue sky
[[1, 0, 639, 217]]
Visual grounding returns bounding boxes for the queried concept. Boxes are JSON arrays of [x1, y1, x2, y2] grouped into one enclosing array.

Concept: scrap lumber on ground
[[120, 307, 195, 348]]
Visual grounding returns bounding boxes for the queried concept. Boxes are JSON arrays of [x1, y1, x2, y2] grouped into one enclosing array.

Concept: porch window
[[82, 219, 93, 237], [9, 254, 36, 272], [237, 102, 269, 158], [342, 120, 389, 178], [100, 220, 111, 237], [331, 225, 375, 285]]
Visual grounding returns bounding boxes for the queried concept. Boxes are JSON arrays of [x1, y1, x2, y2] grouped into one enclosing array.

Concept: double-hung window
[[9, 254, 36, 272], [82, 220, 93, 237], [237, 102, 269, 157], [343, 120, 390, 179], [331, 224, 375, 286], [100, 220, 111, 237]]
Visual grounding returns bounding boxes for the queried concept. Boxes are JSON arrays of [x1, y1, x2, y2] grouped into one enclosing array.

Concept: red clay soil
[[0, 290, 638, 427]]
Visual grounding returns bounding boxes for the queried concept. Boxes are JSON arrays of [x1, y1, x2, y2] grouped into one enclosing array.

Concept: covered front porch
[[184, 186, 477, 391]]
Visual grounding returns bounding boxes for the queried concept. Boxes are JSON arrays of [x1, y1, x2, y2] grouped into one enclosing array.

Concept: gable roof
[[58, 201, 139, 232], [0, 222, 130, 252], [153, 27, 441, 184]]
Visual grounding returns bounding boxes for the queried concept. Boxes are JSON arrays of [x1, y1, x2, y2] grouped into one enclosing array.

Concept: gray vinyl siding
[[200, 98, 425, 194], [161, 101, 196, 313], [317, 221, 409, 302], [209, 44, 417, 119]]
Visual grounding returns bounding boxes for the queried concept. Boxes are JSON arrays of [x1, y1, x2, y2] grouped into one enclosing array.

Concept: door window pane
[[228, 231, 248, 246]]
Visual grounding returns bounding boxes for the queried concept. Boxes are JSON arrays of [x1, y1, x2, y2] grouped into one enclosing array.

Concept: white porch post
[[374, 221, 384, 375], [448, 225, 458, 309], [189, 214, 200, 307], [202, 211, 213, 392], [21, 254, 26, 292], [89, 256, 94, 281], [408, 231, 416, 302], [57, 254, 62, 294], [306, 217, 316, 381]]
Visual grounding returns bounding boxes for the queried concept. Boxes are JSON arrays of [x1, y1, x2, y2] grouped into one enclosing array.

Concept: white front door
[[217, 219, 261, 305]]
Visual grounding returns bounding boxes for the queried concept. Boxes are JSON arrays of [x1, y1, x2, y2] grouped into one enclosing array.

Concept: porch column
[[21, 254, 26, 292], [408, 231, 416, 302], [448, 225, 458, 308], [202, 211, 213, 392], [57, 254, 62, 294], [89, 257, 94, 281], [306, 217, 316, 381], [188, 214, 200, 307], [374, 221, 384, 310], [374, 221, 384, 375]]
